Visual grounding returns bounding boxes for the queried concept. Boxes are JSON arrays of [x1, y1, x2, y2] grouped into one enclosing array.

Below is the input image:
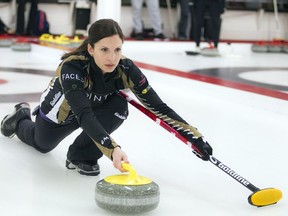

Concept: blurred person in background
[[131, 0, 166, 40]]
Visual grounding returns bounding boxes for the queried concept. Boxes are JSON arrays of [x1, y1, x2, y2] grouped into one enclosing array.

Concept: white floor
[[0, 41, 287, 216]]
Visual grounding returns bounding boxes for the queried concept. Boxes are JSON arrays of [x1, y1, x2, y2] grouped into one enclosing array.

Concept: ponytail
[[61, 38, 89, 60]]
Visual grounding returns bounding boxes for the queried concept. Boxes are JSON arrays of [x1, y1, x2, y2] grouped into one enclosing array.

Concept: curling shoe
[[1, 102, 31, 137], [66, 159, 100, 176]]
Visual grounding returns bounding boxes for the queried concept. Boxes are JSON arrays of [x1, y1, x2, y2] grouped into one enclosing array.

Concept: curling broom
[[119, 90, 282, 207]]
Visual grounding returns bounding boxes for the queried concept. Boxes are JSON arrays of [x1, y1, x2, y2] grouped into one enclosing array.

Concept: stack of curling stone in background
[[95, 163, 160, 214], [251, 40, 288, 54], [0, 33, 83, 52], [39, 34, 83, 49], [0, 37, 31, 51]]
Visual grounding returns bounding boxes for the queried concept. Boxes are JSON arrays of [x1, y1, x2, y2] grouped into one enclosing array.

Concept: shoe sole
[[66, 160, 100, 176], [1, 114, 16, 137], [1, 103, 31, 137]]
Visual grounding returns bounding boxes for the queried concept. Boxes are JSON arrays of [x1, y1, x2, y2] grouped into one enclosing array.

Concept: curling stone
[[267, 44, 283, 53], [70, 36, 83, 47], [200, 47, 220, 57], [251, 43, 268, 53], [11, 37, 31, 51], [95, 163, 160, 214], [11, 42, 31, 51], [0, 39, 13, 47], [283, 45, 288, 53]]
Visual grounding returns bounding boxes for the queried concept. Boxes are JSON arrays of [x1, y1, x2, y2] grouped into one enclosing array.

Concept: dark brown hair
[[61, 19, 125, 60]]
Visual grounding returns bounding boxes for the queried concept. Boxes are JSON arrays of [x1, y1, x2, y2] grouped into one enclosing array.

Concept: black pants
[[192, 0, 222, 48], [16, 94, 128, 163], [178, 0, 190, 39], [16, 0, 38, 35]]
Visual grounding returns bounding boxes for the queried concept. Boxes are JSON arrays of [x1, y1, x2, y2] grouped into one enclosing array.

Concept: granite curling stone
[[11, 42, 31, 51], [95, 163, 160, 214], [200, 47, 220, 56], [0, 39, 13, 47], [251, 43, 269, 53]]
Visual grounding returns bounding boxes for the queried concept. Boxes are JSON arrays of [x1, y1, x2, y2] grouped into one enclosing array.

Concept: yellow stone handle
[[104, 162, 152, 185], [121, 162, 138, 181]]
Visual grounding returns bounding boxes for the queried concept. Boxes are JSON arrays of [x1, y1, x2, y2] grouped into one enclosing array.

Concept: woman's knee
[[32, 139, 58, 153], [113, 95, 129, 121], [100, 94, 129, 133]]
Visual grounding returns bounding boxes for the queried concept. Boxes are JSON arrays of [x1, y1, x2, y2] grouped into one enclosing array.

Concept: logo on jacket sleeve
[[101, 136, 110, 146], [138, 74, 146, 87]]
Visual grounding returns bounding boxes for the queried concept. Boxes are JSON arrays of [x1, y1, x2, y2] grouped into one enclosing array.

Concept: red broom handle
[[118, 91, 193, 148]]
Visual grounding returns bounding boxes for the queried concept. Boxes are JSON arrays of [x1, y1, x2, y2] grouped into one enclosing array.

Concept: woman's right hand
[[112, 146, 129, 172]]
